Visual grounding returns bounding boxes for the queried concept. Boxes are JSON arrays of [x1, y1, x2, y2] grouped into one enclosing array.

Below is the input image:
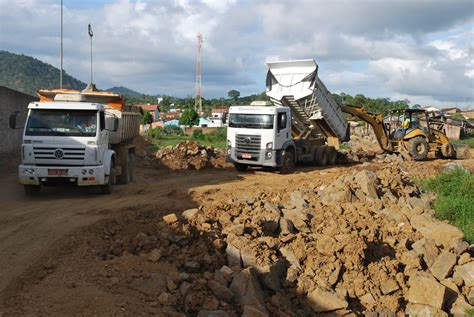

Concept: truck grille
[[236, 134, 261, 161], [33, 147, 86, 161]]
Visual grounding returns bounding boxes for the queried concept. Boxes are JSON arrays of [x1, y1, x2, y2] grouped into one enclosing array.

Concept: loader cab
[[385, 109, 429, 140]]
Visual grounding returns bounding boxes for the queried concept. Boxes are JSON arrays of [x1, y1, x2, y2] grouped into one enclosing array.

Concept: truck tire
[[408, 137, 429, 161], [279, 150, 295, 174], [327, 146, 337, 165], [129, 153, 136, 182], [440, 143, 454, 158], [120, 155, 131, 185], [101, 162, 115, 194], [234, 163, 248, 172], [24, 185, 40, 195], [315, 146, 328, 166]]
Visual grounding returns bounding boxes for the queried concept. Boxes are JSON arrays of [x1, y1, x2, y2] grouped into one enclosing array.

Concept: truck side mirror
[[9, 112, 17, 129], [113, 117, 119, 132], [277, 112, 287, 131]]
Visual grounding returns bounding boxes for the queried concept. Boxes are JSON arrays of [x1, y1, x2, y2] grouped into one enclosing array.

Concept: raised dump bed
[[266, 59, 348, 142]]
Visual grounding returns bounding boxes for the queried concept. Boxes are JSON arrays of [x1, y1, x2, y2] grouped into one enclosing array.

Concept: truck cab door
[[275, 109, 290, 149]]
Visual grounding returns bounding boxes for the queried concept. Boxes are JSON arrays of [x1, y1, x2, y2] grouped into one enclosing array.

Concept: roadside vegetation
[[452, 136, 474, 149], [421, 167, 474, 244], [146, 126, 227, 150]]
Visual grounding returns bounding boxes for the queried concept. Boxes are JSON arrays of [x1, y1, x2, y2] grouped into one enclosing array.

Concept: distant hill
[[0, 50, 87, 96], [106, 86, 144, 97]]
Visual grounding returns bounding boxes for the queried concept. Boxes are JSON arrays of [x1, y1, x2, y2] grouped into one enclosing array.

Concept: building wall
[[445, 124, 461, 140], [0, 86, 38, 160]]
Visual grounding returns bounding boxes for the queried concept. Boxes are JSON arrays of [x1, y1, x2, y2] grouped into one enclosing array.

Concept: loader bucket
[[453, 144, 471, 159]]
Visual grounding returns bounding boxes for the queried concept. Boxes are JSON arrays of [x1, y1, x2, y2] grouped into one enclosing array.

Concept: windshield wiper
[[29, 126, 53, 131]]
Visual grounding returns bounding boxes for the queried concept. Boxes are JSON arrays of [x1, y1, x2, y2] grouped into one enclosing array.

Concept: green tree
[[179, 109, 199, 126], [141, 110, 153, 125], [228, 89, 240, 101]]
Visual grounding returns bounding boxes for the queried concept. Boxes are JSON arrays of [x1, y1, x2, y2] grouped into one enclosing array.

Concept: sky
[[0, 0, 473, 108]]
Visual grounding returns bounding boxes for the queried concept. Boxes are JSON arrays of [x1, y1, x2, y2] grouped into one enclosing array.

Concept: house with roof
[[137, 104, 160, 122], [441, 107, 462, 115]]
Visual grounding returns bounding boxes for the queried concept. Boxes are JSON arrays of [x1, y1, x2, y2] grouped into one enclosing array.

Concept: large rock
[[455, 261, 474, 287], [353, 170, 379, 201], [430, 252, 457, 280], [207, 280, 234, 303], [307, 287, 348, 313], [410, 214, 464, 249], [230, 268, 268, 315], [405, 303, 448, 317], [449, 296, 474, 315], [408, 273, 447, 309]]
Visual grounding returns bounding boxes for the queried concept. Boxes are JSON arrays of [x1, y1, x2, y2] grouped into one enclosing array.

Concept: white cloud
[[0, 0, 473, 107]]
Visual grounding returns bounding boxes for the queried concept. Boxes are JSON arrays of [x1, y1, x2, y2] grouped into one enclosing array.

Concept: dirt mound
[[133, 135, 155, 158], [156, 141, 231, 171], [22, 165, 468, 316]]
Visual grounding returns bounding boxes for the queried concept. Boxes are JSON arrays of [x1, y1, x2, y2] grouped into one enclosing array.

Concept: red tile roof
[[137, 104, 159, 111]]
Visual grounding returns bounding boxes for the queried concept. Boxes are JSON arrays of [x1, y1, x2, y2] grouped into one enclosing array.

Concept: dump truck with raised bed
[[9, 87, 140, 194], [226, 59, 349, 173]]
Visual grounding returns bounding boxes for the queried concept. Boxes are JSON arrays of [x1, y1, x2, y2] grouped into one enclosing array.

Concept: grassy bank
[[452, 136, 474, 149], [422, 167, 474, 244], [146, 127, 227, 150]]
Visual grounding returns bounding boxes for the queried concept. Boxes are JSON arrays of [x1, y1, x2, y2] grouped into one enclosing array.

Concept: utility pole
[[88, 23, 93, 84], [195, 33, 203, 114], [60, 0, 63, 88]]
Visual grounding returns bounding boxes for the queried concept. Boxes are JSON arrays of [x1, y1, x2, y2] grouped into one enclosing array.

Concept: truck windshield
[[228, 114, 274, 129], [25, 109, 98, 137]]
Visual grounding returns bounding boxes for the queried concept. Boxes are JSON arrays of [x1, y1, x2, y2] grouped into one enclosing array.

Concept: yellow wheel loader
[[341, 105, 459, 161]]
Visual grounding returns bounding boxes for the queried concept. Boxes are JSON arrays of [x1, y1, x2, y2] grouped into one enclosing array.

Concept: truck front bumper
[[19, 165, 106, 186], [226, 147, 284, 167]]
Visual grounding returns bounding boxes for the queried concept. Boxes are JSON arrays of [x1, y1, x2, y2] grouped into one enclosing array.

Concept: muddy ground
[[0, 141, 473, 316]]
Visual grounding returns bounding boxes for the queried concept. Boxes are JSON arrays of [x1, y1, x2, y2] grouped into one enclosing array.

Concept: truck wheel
[[101, 163, 115, 194], [440, 143, 454, 158], [327, 146, 337, 165], [279, 150, 295, 174], [120, 155, 131, 185], [315, 146, 328, 166], [129, 153, 136, 182], [234, 163, 248, 172], [408, 137, 429, 161], [24, 185, 40, 195]]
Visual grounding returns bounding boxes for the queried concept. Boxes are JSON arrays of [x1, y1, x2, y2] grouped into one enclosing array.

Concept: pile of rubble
[[156, 141, 230, 171], [95, 166, 473, 316]]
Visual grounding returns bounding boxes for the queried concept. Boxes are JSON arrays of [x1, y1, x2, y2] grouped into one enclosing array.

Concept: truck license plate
[[242, 153, 252, 159], [48, 169, 68, 176]]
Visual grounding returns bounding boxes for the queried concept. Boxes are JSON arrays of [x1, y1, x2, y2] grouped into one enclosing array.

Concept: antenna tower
[[195, 33, 203, 113]]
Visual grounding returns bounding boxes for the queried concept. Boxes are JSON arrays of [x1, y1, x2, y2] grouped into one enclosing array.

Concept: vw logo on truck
[[54, 149, 64, 159]]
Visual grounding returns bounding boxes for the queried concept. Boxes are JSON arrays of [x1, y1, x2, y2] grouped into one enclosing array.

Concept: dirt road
[[0, 151, 472, 315], [0, 163, 241, 294]]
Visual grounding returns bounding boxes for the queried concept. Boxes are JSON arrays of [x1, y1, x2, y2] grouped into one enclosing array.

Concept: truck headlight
[[81, 169, 87, 175], [88, 169, 94, 175], [266, 151, 273, 159], [266, 142, 273, 150], [227, 140, 231, 148], [23, 168, 35, 175]]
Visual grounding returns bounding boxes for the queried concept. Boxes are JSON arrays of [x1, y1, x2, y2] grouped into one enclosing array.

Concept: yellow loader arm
[[341, 105, 392, 152]]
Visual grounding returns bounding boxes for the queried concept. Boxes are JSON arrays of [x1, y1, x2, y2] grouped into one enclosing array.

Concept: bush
[[163, 125, 184, 136], [192, 129, 205, 140], [422, 167, 474, 243]]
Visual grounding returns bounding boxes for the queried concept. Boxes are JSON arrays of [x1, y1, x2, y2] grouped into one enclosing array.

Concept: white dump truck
[[226, 59, 349, 173], [10, 88, 140, 194]]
